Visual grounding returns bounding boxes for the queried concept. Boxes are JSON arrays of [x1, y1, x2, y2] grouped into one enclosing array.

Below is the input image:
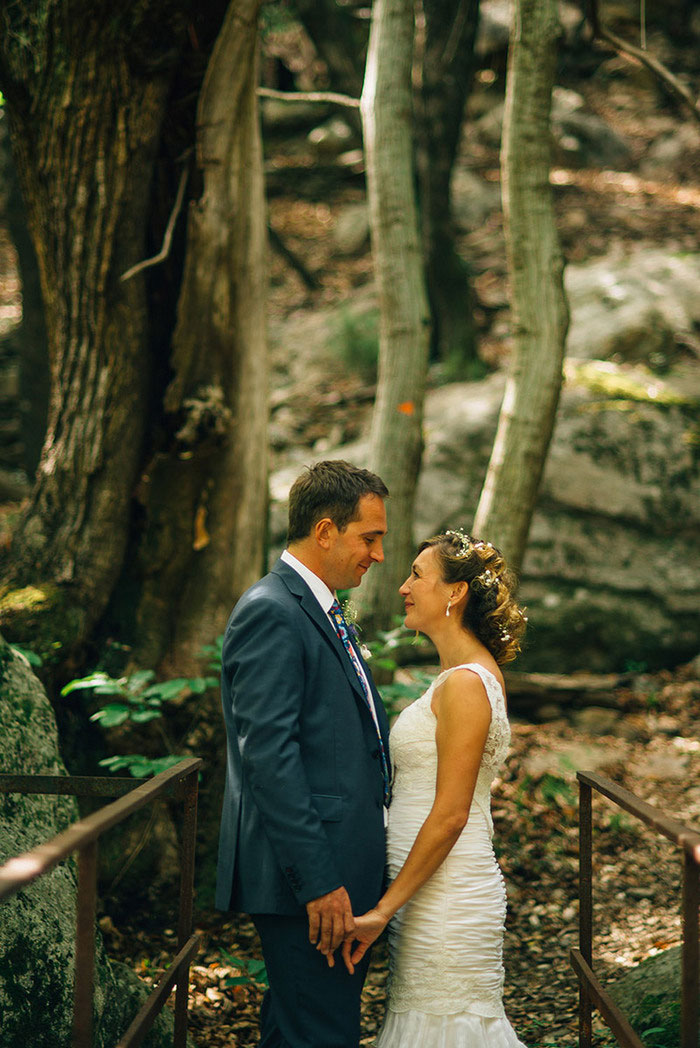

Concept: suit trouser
[[252, 913, 372, 1048]]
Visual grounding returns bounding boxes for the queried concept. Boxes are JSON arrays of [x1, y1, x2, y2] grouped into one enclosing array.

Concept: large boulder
[[0, 637, 181, 1048], [565, 250, 700, 368], [270, 352, 699, 673]]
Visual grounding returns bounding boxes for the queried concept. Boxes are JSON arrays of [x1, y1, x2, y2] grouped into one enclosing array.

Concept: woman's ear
[[451, 581, 469, 608]]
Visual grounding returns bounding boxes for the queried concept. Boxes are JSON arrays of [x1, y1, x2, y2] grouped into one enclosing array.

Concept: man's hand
[[306, 886, 355, 967]]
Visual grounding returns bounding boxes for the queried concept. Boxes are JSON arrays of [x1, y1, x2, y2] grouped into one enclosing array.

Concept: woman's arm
[[342, 669, 492, 973]]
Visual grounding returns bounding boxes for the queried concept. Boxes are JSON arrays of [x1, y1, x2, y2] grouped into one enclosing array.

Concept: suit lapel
[[271, 559, 367, 704]]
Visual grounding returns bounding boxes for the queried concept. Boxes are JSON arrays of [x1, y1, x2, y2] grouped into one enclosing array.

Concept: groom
[[216, 460, 391, 1048]]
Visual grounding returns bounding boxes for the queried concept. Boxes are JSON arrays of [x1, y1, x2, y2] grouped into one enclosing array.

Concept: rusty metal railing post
[[73, 840, 98, 1048], [174, 768, 199, 1048], [579, 776, 593, 1048], [681, 848, 699, 1048]]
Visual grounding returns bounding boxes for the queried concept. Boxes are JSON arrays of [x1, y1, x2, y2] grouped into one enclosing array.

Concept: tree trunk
[[472, 0, 569, 576], [0, 3, 188, 653], [126, 0, 269, 674], [0, 108, 48, 478], [0, 1, 267, 680], [358, 0, 431, 633], [417, 0, 482, 372]]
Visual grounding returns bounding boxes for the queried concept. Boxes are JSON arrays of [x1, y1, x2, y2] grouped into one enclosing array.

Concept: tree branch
[[586, 0, 700, 124], [120, 165, 189, 283], [257, 86, 361, 109]]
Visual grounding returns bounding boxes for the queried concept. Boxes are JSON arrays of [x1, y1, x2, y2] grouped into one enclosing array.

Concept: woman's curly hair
[[419, 531, 527, 664]]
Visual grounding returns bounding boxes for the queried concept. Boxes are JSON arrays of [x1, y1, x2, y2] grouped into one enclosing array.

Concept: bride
[[342, 529, 528, 1047]]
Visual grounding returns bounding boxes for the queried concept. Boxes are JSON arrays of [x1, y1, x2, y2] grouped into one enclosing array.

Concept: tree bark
[[0, 2, 190, 652], [0, 1, 267, 679], [358, 0, 431, 633], [472, 0, 569, 577], [127, 0, 269, 673], [0, 108, 48, 478], [417, 0, 481, 371]]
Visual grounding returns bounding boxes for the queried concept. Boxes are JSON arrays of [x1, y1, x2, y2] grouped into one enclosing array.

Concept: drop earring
[[445, 600, 452, 618]]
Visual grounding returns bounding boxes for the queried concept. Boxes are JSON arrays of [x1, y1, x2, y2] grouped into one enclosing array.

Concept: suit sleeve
[[224, 593, 344, 905]]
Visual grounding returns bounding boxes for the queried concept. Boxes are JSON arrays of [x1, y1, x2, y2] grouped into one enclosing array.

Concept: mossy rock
[[0, 636, 193, 1047], [610, 945, 698, 1048]]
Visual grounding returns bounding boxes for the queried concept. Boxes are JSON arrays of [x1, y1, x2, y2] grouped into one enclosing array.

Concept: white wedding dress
[[376, 663, 527, 1048]]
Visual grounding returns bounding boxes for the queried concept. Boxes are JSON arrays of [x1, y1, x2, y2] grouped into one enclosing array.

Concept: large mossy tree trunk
[[358, 0, 431, 633], [0, 1, 193, 653], [472, 0, 569, 576], [0, 0, 268, 677]]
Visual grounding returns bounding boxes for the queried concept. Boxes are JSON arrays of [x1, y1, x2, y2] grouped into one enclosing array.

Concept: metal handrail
[[572, 770, 700, 1048], [0, 758, 202, 1047]]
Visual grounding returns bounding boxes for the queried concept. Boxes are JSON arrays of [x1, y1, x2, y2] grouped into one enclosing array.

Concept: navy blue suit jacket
[[215, 558, 391, 916]]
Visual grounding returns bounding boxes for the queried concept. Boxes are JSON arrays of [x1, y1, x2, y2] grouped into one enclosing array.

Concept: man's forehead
[[355, 494, 387, 532]]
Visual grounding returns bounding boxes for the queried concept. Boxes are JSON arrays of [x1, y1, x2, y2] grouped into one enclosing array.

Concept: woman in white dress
[[342, 529, 528, 1047]]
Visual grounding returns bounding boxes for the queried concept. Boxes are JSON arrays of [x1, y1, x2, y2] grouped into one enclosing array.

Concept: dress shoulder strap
[[433, 662, 505, 714]]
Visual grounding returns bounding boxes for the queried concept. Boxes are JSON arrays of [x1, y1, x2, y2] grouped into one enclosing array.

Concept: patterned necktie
[[329, 599, 391, 806]]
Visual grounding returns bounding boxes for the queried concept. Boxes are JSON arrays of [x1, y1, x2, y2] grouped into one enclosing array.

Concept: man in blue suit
[[216, 460, 391, 1047]]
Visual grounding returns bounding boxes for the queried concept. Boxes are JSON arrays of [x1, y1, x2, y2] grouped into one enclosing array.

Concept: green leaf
[[91, 705, 131, 727], [129, 709, 163, 724], [126, 669, 155, 693], [98, 754, 184, 777], [144, 679, 189, 700], [187, 677, 208, 695], [61, 673, 124, 698], [9, 644, 43, 667]]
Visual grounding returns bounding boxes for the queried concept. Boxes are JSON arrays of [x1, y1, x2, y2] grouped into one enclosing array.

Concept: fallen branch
[[120, 165, 189, 283], [257, 86, 361, 109], [267, 224, 321, 291], [585, 0, 700, 124]]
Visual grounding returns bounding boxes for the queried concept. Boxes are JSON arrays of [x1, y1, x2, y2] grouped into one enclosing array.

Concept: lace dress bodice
[[389, 662, 510, 836]]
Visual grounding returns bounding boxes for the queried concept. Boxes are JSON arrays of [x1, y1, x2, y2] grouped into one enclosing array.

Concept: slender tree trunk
[[127, 0, 268, 673], [417, 0, 481, 372], [358, 0, 431, 633], [472, 0, 569, 576], [0, 3, 187, 652]]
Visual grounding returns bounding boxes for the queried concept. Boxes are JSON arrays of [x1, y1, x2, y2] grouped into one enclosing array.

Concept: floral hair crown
[[444, 528, 499, 591], [444, 528, 495, 559]]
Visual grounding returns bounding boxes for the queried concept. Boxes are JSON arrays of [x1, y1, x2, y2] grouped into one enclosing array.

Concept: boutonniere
[[342, 600, 372, 661]]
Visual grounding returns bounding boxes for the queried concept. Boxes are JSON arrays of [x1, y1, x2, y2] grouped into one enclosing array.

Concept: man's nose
[[371, 541, 385, 563]]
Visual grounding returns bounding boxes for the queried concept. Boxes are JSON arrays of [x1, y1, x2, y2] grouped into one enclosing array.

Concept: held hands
[[341, 908, 390, 975], [306, 886, 354, 968]]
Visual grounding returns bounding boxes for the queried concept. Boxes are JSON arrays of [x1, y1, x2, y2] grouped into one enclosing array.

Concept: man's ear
[[314, 517, 336, 549]]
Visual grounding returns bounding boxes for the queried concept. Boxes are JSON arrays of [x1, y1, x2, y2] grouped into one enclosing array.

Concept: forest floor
[[104, 659, 700, 1048]]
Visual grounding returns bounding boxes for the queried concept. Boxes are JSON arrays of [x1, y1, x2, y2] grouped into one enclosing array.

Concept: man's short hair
[[287, 460, 389, 543]]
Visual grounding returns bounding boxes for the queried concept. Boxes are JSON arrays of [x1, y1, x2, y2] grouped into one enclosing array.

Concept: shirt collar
[[281, 549, 336, 613]]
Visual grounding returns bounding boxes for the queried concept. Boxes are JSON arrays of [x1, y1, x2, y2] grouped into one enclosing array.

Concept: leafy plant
[[60, 639, 223, 776], [634, 994, 681, 1048], [220, 947, 269, 989], [538, 774, 576, 807]]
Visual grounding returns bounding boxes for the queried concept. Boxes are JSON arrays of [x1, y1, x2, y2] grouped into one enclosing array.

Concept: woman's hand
[[341, 908, 389, 974]]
